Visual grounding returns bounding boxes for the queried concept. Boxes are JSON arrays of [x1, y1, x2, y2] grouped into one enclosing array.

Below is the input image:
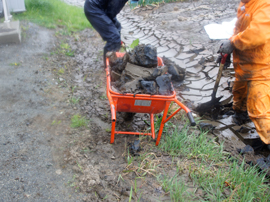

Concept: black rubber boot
[[232, 111, 251, 125]]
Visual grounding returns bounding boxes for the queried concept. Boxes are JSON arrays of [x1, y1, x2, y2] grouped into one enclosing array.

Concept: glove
[[217, 40, 234, 54], [216, 54, 231, 69]]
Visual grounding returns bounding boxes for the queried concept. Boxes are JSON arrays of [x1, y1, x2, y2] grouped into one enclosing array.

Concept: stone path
[[65, 0, 260, 148]]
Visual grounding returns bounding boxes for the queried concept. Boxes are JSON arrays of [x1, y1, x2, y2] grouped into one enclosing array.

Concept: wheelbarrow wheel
[[123, 112, 136, 122]]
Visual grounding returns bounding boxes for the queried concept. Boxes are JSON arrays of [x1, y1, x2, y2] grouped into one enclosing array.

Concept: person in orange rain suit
[[218, 0, 270, 146]]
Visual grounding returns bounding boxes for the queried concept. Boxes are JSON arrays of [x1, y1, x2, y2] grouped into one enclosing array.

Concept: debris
[[119, 77, 141, 94], [140, 80, 157, 95], [232, 111, 251, 126], [56, 169, 62, 175], [111, 70, 121, 82], [156, 74, 173, 95], [237, 145, 254, 155], [198, 122, 215, 132], [143, 66, 168, 81], [111, 156, 116, 160], [129, 44, 157, 68], [236, 126, 251, 134], [256, 158, 270, 172], [108, 51, 129, 73], [129, 140, 141, 156], [162, 56, 185, 81]]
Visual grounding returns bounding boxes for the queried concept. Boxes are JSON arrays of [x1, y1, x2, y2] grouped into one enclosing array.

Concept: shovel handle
[[212, 54, 228, 99]]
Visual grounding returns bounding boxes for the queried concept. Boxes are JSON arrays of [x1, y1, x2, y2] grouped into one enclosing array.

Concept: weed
[[67, 174, 77, 186], [52, 120, 61, 125], [65, 50, 75, 57], [77, 162, 83, 172], [71, 86, 77, 94], [83, 75, 87, 82], [105, 128, 111, 133], [104, 113, 109, 119], [117, 174, 124, 184], [70, 97, 80, 105], [100, 94, 107, 100], [58, 68, 65, 75], [158, 171, 191, 202], [70, 114, 88, 128], [10, 62, 20, 66], [102, 195, 108, 200], [56, 42, 75, 57], [127, 150, 134, 166], [129, 187, 133, 202], [81, 147, 90, 153], [125, 152, 159, 178]]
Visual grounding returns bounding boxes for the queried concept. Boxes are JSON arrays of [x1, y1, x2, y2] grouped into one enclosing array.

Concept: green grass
[[159, 122, 225, 162], [13, 0, 91, 32], [158, 171, 192, 202], [70, 114, 88, 128], [157, 119, 269, 202]]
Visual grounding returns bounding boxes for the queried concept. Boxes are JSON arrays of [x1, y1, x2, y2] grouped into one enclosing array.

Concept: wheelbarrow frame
[[106, 53, 196, 146]]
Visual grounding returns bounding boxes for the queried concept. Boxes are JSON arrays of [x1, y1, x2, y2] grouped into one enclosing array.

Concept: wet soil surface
[[1, 0, 270, 201]]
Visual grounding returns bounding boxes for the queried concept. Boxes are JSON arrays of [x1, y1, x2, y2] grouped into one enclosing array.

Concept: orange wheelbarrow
[[106, 52, 196, 146]]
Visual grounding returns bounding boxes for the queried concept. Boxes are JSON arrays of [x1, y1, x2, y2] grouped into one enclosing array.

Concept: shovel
[[195, 53, 229, 115]]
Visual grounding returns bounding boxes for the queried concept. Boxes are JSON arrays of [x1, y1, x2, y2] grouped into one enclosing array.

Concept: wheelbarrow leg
[[110, 120, 116, 144], [150, 113, 155, 139], [110, 103, 117, 144], [156, 101, 171, 146]]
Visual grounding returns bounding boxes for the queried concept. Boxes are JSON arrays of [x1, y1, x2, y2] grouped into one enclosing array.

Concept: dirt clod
[[156, 74, 173, 95], [129, 44, 157, 68]]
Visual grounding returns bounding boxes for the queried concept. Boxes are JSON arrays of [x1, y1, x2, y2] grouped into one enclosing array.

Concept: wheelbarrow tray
[[106, 52, 195, 146]]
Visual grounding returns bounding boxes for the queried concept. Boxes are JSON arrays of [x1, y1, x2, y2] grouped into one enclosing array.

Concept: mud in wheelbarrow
[[106, 52, 196, 146]]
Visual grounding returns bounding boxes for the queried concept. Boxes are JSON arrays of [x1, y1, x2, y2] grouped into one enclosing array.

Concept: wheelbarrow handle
[[187, 112, 196, 126]]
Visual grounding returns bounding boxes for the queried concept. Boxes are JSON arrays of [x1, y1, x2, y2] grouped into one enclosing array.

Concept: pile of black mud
[[109, 44, 185, 95]]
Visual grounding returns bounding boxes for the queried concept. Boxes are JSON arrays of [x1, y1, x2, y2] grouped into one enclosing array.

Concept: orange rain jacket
[[230, 0, 270, 81]]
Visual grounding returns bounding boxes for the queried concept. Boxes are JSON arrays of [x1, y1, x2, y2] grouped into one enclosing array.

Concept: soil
[[1, 0, 270, 201], [0, 22, 86, 201]]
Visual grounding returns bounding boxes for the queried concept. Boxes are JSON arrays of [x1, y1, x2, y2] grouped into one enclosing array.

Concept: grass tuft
[[159, 122, 225, 162], [158, 171, 192, 202], [70, 114, 88, 128]]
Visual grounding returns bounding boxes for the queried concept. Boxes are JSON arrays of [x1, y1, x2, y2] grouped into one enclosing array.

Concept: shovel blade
[[195, 96, 223, 116]]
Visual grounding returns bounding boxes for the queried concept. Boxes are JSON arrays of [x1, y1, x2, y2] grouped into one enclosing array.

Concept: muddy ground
[[1, 1, 270, 202]]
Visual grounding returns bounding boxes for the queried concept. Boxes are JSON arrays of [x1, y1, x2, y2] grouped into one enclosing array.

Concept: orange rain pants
[[230, 0, 270, 144], [233, 80, 270, 144]]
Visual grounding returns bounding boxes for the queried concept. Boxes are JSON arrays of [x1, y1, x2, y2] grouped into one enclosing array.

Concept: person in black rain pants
[[84, 0, 137, 67]]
